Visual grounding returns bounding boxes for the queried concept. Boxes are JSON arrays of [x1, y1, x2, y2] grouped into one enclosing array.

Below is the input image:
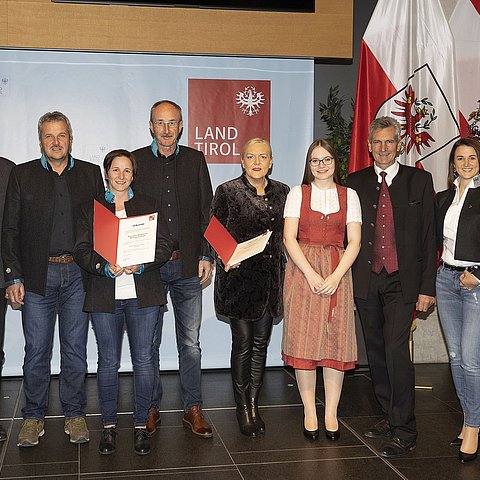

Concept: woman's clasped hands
[[108, 264, 141, 276], [305, 270, 340, 296]]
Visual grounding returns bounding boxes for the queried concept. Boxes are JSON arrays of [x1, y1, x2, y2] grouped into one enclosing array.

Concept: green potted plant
[[318, 86, 354, 185]]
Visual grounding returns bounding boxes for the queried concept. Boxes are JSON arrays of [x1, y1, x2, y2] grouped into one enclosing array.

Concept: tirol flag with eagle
[[449, 0, 480, 140], [349, 0, 460, 192]]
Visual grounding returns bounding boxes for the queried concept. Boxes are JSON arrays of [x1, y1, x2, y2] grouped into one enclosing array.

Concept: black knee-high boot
[[249, 313, 274, 434], [230, 318, 259, 437]]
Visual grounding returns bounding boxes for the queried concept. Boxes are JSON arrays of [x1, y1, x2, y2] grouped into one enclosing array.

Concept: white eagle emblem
[[236, 86, 264, 116]]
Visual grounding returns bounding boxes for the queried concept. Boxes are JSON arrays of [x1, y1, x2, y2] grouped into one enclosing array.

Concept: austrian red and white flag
[[449, 0, 480, 138], [349, 0, 460, 192]]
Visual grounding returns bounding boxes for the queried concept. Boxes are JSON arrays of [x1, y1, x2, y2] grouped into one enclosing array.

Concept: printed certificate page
[[116, 213, 158, 266], [204, 215, 272, 265], [228, 230, 272, 265]]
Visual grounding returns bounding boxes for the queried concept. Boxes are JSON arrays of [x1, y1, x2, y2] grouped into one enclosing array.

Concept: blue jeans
[[152, 259, 203, 412], [91, 299, 159, 426], [21, 261, 88, 419], [436, 265, 480, 427]]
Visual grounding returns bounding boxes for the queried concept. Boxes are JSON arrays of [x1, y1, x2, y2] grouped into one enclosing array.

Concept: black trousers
[[229, 312, 274, 406], [0, 288, 6, 370], [355, 269, 417, 442]]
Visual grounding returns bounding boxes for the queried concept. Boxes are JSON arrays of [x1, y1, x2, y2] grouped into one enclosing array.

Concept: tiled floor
[[0, 364, 476, 479]]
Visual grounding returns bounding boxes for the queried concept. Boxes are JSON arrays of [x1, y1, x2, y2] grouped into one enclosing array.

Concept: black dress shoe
[[134, 428, 151, 456], [236, 405, 259, 437], [325, 428, 340, 441], [303, 427, 319, 441], [0, 424, 7, 442], [364, 418, 391, 439], [380, 437, 416, 458], [99, 427, 116, 455], [450, 437, 462, 447], [459, 448, 478, 463]]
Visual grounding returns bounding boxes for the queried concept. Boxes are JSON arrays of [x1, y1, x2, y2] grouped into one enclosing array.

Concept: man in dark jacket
[[133, 100, 214, 438], [2, 111, 104, 447], [0, 155, 15, 442], [348, 116, 436, 458]]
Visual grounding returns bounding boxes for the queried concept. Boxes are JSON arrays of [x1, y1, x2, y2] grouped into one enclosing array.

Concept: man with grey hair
[[133, 100, 214, 439], [348, 116, 436, 458], [2, 111, 104, 447]]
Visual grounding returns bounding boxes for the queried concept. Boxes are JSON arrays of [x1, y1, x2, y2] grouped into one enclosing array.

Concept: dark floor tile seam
[[229, 444, 375, 455], [231, 455, 408, 480], [418, 397, 462, 413], [338, 415, 380, 439], [79, 464, 241, 478], [440, 402, 462, 413], [232, 456, 406, 471], [1, 473, 80, 480], [415, 407, 462, 416], [80, 466, 240, 479], [2, 460, 77, 468], [0, 419, 15, 449], [0, 473, 78, 480], [389, 453, 460, 462], [207, 419, 247, 480], [0, 380, 25, 472], [335, 416, 410, 480]]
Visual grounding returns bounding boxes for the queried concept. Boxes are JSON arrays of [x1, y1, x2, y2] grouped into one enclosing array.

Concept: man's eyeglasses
[[310, 156, 334, 166], [152, 120, 180, 128]]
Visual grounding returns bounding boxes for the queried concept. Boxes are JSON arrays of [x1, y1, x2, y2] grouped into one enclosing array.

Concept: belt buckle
[[58, 254, 73, 264]]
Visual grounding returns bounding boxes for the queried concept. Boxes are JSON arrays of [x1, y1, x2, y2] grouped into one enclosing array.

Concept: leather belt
[[170, 250, 181, 261], [440, 261, 478, 273], [48, 254, 74, 264]]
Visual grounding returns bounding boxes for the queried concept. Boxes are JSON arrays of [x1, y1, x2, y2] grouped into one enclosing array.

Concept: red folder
[[203, 215, 238, 263], [93, 200, 120, 264]]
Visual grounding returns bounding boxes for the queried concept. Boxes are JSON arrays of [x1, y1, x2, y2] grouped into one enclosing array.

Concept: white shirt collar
[[453, 174, 480, 191], [374, 161, 399, 186]]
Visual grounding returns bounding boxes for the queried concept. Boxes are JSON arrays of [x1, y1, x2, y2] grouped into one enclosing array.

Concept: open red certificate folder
[[204, 215, 272, 266], [93, 200, 158, 266]]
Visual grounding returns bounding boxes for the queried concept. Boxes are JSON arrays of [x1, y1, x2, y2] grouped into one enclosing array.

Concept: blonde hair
[[241, 138, 272, 160]]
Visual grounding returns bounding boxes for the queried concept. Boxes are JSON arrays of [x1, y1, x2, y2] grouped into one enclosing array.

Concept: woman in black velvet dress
[[211, 138, 289, 437]]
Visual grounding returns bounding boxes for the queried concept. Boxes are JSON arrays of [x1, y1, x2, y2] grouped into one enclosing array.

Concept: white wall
[[0, 49, 314, 375]]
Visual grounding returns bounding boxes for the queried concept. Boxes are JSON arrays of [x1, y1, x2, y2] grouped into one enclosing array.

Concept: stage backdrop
[[0, 48, 314, 375]]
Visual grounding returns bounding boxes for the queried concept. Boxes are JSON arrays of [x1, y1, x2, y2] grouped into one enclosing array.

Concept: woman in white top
[[74, 149, 172, 456], [282, 139, 361, 442], [435, 137, 480, 463]]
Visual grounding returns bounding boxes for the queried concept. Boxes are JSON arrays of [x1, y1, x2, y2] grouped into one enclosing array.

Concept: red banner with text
[[188, 79, 271, 164]]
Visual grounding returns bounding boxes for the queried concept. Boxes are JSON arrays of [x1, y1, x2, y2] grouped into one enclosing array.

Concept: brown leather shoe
[[146, 407, 161, 436], [182, 406, 213, 438]]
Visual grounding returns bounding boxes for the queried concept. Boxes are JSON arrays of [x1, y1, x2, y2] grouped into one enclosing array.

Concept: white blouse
[[284, 183, 362, 224], [442, 176, 480, 267], [114, 208, 137, 300]]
